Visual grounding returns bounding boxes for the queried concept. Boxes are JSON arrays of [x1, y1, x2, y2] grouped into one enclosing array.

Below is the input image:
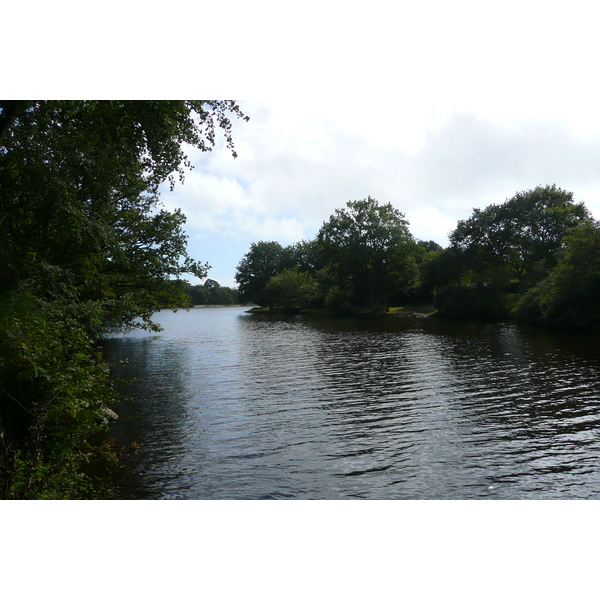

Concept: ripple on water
[[102, 308, 600, 499]]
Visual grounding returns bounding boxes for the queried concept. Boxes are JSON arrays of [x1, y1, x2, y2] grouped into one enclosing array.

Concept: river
[[100, 306, 600, 499]]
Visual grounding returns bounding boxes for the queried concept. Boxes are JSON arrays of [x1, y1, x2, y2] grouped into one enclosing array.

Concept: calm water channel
[[101, 306, 600, 499]]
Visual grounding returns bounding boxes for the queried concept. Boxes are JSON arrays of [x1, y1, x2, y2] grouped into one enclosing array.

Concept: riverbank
[[388, 304, 436, 317], [192, 304, 256, 308], [246, 304, 437, 318]]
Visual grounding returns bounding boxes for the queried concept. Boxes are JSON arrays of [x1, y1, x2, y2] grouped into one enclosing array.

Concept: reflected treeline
[[101, 336, 196, 499]]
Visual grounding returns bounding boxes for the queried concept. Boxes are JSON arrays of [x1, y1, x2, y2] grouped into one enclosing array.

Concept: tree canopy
[[235, 197, 419, 312], [264, 268, 318, 311], [0, 100, 248, 498], [515, 219, 600, 328], [186, 279, 240, 306], [234, 185, 599, 328], [434, 185, 593, 321], [235, 241, 293, 307], [450, 184, 589, 281], [316, 197, 418, 308], [0, 100, 248, 332]]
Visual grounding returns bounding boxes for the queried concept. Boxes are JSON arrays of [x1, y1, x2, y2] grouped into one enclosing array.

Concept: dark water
[[101, 306, 600, 499]]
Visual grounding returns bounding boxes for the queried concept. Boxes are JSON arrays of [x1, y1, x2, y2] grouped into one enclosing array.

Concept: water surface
[[101, 306, 600, 499]]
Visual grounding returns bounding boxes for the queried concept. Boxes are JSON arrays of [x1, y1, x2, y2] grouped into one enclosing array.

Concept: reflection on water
[[101, 307, 600, 499]]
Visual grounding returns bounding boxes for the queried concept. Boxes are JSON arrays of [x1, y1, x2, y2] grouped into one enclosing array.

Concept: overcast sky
[[163, 98, 600, 287], [142, 1, 600, 288], [16, 0, 600, 288], [10, 0, 599, 585]]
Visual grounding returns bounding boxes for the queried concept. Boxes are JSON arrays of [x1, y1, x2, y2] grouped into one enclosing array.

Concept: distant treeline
[[185, 279, 240, 305], [234, 186, 600, 329]]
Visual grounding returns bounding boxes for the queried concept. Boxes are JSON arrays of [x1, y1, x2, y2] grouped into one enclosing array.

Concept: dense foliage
[[235, 241, 295, 308], [449, 185, 589, 281], [264, 268, 319, 311], [186, 280, 240, 305], [436, 185, 592, 322], [0, 100, 248, 498], [515, 219, 600, 328], [236, 185, 599, 330], [235, 197, 420, 313], [317, 197, 418, 309]]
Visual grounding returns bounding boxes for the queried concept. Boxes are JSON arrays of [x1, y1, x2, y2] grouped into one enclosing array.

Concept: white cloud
[[161, 101, 600, 286], [147, 0, 600, 284], [405, 206, 460, 246], [15, 0, 600, 289]]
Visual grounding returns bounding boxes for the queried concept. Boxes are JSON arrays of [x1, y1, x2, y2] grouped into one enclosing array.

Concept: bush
[[515, 220, 600, 329], [0, 289, 119, 498], [324, 287, 356, 316], [434, 283, 511, 321]]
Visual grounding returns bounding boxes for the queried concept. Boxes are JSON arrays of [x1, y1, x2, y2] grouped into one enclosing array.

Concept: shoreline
[[245, 304, 437, 318], [191, 304, 254, 308]]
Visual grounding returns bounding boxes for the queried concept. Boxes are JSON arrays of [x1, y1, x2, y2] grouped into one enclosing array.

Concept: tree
[[435, 185, 591, 321], [515, 220, 600, 328], [0, 100, 249, 497], [415, 240, 443, 256], [187, 284, 209, 305], [450, 185, 590, 282], [264, 268, 318, 310], [203, 280, 239, 305], [0, 101, 248, 332], [286, 239, 321, 274], [186, 280, 239, 305], [316, 197, 418, 309], [235, 241, 288, 307]]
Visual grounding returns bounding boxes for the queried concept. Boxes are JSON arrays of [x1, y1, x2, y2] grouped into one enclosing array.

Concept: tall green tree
[[516, 219, 600, 328], [286, 239, 321, 274], [264, 268, 318, 310], [186, 280, 239, 305], [0, 100, 248, 498], [450, 184, 590, 282], [235, 241, 289, 306], [316, 197, 418, 309], [0, 101, 248, 332], [435, 185, 591, 321]]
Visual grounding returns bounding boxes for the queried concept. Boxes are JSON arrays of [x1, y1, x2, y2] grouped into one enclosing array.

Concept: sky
[[14, 1, 600, 290], [163, 99, 600, 288], [10, 0, 600, 592], [136, 1, 600, 289]]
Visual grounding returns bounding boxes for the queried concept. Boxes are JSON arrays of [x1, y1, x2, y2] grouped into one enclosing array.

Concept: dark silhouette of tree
[[317, 197, 418, 309], [450, 184, 589, 281], [235, 241, 287, 307]]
